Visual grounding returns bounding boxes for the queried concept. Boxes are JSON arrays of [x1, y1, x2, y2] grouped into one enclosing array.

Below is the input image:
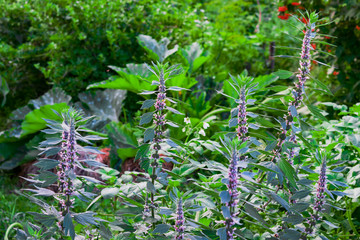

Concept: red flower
[[278, 13, 291, 20], [324, 36, 331, 39], [278, 6, 288, 12], [312, 60, 318, 65], [311, 43, 316, 50], [300, 17, 309, 24], [356, 25, 360, 30], [333, 71, 339, 76], [291, 2, 301, 6]]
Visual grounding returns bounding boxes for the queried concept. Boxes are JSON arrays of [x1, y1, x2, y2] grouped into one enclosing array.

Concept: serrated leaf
[[313, 78, 333, 96], [307, 104, 327, 121], [147, 181, 156, 194], [217, 227, 227, 240], [73, 212, 100, 226], [268, 192, 291, 211], [152, 224, 171, 234], [141, 99, 156, 109], [291, 190, 310, 200], [34, 159, 59, 170], [244, 203, 267, 225], [135, 144, 150, 160], [219, 191, 231, 204], [144, 128, 155, 143], [229, 118, 238, 128], [221, 206, 231, 218], [139, 112, 154, 125], [64, 213, 75, 240], [282, 213, 303, 224]]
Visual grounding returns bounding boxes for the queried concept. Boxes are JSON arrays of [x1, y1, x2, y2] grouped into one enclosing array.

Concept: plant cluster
[[1, 8, 358, 240]]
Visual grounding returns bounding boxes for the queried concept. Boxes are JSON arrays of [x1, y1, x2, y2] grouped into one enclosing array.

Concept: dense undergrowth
[[1, 1, 360, 240]]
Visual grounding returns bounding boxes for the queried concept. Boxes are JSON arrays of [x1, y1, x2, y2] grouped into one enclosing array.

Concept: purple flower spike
[[301, 158, 327, 239], [57, 119, 77, 212], [237, 87, 249, 143], [175, 198, 185, 239], [272, 28, 314, 164], [225, 151, 239, 240], [314, 159, 326, 213]]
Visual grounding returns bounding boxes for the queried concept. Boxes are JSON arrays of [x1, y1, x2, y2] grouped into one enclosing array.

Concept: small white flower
[[182, 127, 186, 132], [199, 128, 206, 136], [184, 117, 191, 125], [203, 122, 210, 129]]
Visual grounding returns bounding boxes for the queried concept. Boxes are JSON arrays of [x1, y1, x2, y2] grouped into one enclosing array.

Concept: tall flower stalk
[[21, 109, 105, 239], [58, 116, 77, 214], [271, 19, 315, 164], [301, 158, 327, 239], [219, 72, 256, 239], [139, 62, 183, 219], [175, 198, 185, 239], [236, 86, 249, 143], [225, 150, 240, 240]]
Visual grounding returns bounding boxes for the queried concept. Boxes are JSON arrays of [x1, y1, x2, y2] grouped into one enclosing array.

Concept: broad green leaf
[[21, 103, 69, 137], [272, 70, 293, 79]]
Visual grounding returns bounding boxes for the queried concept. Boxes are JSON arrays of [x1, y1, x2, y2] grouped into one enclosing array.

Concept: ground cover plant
[[1, 1, 360, 240]]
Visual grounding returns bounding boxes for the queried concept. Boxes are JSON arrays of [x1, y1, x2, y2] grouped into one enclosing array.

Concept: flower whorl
[[301, 159, 327, 239], [225, 151, 240, 240], [236, 87, 248, 143], [175, 198, 185, 239], [272, 26, 314, 163], [58, 119, 77, 212]]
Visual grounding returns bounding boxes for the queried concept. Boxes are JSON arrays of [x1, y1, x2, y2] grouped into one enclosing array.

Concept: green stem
[[346, 197, 360, 237], [5, 222, 23, 240]]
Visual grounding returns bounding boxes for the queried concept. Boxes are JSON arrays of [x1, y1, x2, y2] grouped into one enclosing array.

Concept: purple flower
[[236, 87, 249, 143], [272, 28, 314, 164], [225, 151, 239, 240], [175, 198, 185, 239], [57, 118, 77, 212], [301, 159, 327, 239]]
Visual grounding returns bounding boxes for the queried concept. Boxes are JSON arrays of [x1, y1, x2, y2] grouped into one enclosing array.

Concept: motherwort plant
[[138, 62, 184, 219], [272, 13, 318, 165], [300, 157, 327, 239], [20, 108, 105, 239]]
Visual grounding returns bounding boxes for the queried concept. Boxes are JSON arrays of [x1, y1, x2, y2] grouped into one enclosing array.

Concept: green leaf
[[63, 213, 75, 240], [268, 192, 291, 211], [117, 148, 137, 160], [307, 104, 327, 121], [278, 158, 298, 189], [0, 76, 9, 107], [313, 78, 333, 96], [144, 128, 155, 143], [21, 103, 69, 137], [244, 203, 267, 225], [272, 70, 293, 79], [101, 187, 120, 199], [152, 224, 171, 234], [139, 112, 153, 125], [135, 144, 150, 160], [219, 191, 230, 204], [217, 227, 227, 240], [87, 64, 156, 93], [141, 99, 156, 109], [137, 35, 178, 62]]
